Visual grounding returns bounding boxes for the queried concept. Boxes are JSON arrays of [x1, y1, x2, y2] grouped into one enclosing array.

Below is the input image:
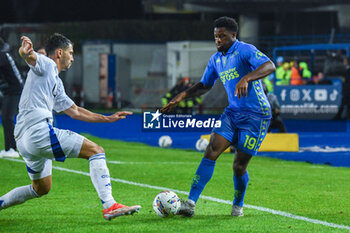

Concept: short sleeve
[[241, 44, 271, 70], [200, 56, 218, 87], [27, 53, 50, 76], [53, 79, 74, 112]]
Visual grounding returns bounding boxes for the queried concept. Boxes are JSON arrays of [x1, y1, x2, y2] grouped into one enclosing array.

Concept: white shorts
[[16, 120, 85, 180]]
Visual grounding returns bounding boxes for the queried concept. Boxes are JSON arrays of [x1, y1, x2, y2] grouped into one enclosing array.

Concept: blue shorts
[[213, 109, 270, 156]]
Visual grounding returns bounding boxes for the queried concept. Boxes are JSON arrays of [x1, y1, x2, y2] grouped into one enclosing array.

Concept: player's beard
[[217, 41, 233, 53], [217, 46, 224, 52], [217, 44, 228, 53], [63, 62, 72, 71]]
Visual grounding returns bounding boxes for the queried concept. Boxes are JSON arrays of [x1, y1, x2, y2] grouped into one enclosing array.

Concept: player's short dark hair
[[45, 33, 73, 55], [214, 16, 238, 33]]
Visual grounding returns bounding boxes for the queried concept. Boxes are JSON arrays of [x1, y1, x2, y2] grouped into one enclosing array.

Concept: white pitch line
[[108, 160, 198, 165], [108, 160, 328, 169], [2, 157, 350, 231]]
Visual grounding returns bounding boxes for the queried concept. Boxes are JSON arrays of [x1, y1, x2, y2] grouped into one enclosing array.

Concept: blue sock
[[188, 158, 216, 203], [233, 171, 249, 207]]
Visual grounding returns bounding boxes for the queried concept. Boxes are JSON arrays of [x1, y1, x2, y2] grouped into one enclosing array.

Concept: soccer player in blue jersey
[[162, 16, 275, 217]]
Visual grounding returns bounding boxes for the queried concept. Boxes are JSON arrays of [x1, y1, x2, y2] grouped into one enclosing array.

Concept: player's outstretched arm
[[161, 82, 211, 113], [64, 104, 132, 123], [235, 61, 276, 99], [18, 36, 37, 66], [161, 91, 186, 113]]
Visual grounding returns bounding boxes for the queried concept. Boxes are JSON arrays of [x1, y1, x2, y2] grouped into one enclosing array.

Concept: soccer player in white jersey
[[0, 33, 141, 220]]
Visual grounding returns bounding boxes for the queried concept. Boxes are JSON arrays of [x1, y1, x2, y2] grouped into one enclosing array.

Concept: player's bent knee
[[204, 143, 220, 161], [233, 162, 246, 176], [91, 144, 104, 155], [86, 145, 105, 158], [79, 139, 105, 159], [97, 145, 104, 154], [233, 163, 242, 172]]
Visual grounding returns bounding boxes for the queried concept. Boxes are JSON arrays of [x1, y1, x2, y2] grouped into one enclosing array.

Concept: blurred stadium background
[[1, 0, 350, 165], [1, 1, 350, 232]]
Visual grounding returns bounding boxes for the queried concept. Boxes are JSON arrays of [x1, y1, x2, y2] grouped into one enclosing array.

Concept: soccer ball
[[195, 138, 209, 152], [158, 135, 172, 148], [152, 191, 181, 217]]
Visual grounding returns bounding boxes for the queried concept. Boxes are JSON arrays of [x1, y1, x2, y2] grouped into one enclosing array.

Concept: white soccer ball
[[152, 191, 181, 217], [195, 138, 209, 152], [158, 135, 172, 148]]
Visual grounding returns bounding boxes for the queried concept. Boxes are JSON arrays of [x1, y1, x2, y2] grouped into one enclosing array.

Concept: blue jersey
[[200, 40, 272, 119]]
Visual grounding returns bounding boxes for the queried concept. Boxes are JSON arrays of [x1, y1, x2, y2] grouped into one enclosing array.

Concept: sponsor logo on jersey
[[219, 67, 240, 85]]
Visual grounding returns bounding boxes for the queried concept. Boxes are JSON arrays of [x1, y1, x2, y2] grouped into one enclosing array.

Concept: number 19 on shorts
[[243, 135, 256, 150]]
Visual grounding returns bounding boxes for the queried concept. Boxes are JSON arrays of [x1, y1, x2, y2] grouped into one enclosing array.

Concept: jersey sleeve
[[241, 44, 271, 70], [27, 53, 49, 76], [200, 55, 218, 87], [53, 79, 74, 112]]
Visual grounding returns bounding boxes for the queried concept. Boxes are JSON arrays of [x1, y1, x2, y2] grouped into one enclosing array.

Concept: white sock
[[89, 153, 116, 209], [0, 184, 39, 209]]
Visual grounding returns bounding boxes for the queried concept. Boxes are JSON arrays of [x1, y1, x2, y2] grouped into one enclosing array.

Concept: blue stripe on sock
[[26, 165, 39, 174], [89, 157, 106, 162], [48, 124, 66, 162], [0, 200, 3, 207], [89, 153, 106, 162], [90, 153, 105, 158]]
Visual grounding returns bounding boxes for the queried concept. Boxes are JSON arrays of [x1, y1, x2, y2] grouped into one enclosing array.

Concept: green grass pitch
[[1, 134, 350, 232]]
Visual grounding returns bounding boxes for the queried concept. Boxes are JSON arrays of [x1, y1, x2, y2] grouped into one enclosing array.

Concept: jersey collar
[[220, 39, 239, 56]]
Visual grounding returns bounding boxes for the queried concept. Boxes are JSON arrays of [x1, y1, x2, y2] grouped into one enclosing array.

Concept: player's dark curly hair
[[45, 33, 73, 55], [214, 16, 238, 33]]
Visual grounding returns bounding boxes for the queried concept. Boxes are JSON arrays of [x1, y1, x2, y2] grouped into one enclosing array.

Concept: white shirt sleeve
[[53, 78, 74, 112], [27, 53, 51, 76]]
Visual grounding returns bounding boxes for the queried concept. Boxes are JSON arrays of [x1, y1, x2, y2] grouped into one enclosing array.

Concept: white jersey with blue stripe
[[14, 53, 74, 139]]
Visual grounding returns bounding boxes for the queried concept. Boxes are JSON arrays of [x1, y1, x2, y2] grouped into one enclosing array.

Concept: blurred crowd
[[263, 56, 335, 93], [263, 53, 350, 119], [162, 77, 203, 114]]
